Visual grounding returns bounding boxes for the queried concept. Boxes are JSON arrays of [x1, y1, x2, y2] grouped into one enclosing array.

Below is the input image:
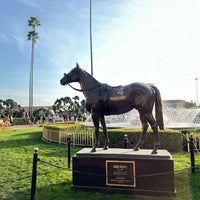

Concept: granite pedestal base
[[72, 148, 176, 196]]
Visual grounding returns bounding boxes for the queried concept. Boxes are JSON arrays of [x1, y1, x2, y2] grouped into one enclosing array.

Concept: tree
[[52, 96, 85, 117], [183, 101, 198, 108], [80, 99, 86, 114], [0, 99, 22, 117], [53, 97, 73, 113], [53, 98, 62, 113], [72, 96, 80, 114], [27, 16, 41, 117], [0, 99, 6, 118]]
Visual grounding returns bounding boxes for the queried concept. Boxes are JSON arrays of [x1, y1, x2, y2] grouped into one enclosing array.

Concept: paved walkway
[[12, 124, 39, 129]]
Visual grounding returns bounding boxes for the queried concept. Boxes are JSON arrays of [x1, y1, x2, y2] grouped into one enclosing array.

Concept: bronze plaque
[[106, 160, 136, 187]]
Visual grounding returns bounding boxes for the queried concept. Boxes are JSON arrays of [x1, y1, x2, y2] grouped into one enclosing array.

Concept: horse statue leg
[[144, 112, 160, 154], [91, 112, 100, 152], [100, 115, 109, 150], [133, 113, 148, 151], [149, 120, 160, 154]]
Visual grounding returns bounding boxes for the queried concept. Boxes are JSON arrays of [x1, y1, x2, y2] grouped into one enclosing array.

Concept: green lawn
[[0, 127, 199, 200]]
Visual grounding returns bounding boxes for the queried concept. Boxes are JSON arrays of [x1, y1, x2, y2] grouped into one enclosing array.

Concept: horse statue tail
[[151, 85, 164, 130]]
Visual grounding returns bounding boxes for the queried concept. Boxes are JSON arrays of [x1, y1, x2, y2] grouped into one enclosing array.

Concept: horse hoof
[[151, 149, 158, 154], [133, 147, 140, 151], [103, 146, 109, 150], [91, 148, 96, 152]]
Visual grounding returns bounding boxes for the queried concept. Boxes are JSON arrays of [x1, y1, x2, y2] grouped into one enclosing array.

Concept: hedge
[[13, 118, 30, 125], [43, 122, 84, 131], [42, 123, 182, 152], [98, 128, 182, 152]]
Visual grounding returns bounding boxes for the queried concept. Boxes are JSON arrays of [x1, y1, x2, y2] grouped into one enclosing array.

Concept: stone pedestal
[[72, 148, 176, 196]]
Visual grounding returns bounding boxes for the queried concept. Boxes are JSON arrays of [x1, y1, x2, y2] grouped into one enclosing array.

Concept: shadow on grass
[[4, 169, 191, 200], [0, 128, 79, 156], [190, 167, 200, 200], [0, 129, 43, 148], [174, 169, 191, 200]]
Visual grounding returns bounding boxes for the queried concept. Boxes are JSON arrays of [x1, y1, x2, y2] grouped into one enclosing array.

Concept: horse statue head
[[60, 63, 81, 86]]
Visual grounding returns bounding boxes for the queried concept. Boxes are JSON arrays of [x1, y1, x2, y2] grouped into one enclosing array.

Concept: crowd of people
[[0, 113, 87, 129], [28, 113, 87, 126]]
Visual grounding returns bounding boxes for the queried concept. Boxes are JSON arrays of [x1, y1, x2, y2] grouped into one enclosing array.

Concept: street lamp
[[195, 78, 199, 106]]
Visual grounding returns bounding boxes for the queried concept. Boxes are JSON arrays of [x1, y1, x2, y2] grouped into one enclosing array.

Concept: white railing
[[42, 127, 94, 147], [186, 132, 200, 152]]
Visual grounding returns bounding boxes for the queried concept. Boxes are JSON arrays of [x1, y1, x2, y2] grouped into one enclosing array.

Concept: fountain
[[163, 107, 200, 129], [105, 110, 141, 128], [89, 107, 200, 129]]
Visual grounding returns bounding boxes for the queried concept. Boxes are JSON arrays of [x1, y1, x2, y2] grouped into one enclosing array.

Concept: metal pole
[[90, 0, 93, 76], [29, 40, 34, 117], [189, 135, 195, 174], [67, 135, 72, 169], [124, 134, 128, 148], [30, 147, 39, 200], [195, 78, 199, 106]]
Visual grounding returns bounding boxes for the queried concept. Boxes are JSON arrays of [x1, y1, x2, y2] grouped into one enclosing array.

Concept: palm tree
[[27, 16, 41, 117]]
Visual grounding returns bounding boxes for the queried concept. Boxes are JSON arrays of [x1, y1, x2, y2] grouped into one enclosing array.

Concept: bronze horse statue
[[60, 63, 164, 154]]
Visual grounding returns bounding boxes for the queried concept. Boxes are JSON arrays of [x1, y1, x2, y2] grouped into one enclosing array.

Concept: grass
[[0, 127, 200, 200]]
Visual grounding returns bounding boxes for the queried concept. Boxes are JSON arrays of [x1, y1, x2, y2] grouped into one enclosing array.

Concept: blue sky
[[0, 0, 200, 106]]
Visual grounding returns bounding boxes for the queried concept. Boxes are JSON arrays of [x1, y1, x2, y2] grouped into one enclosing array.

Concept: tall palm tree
[[27, 16, 40, 116]]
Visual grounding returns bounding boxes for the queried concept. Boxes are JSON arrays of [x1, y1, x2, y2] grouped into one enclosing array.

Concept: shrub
[[43, 123, 182, 152], [43, 122, 84, 131], [13, 117, 30, 125], [99, 128, 182, 152], [181, 129, 200, 151], [43, 122, 94, 146]]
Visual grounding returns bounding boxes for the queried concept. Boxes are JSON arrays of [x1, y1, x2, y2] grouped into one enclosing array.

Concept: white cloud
[[91, 0, 200, 102], [1, 0, 200, 106]]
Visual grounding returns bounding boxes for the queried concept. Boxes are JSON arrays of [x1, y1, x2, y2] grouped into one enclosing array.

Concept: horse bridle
[[64, 71, 101, 92], [68, 83, 83, 92], [63, 72, 83, 92]]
